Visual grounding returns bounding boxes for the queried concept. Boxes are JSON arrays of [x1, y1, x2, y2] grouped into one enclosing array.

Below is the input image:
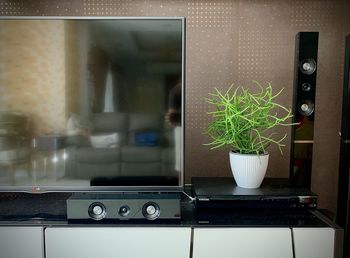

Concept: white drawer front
[[193, 227, 293, 258], [0, 227, 44, 258], [45, 227, 191, 258], [293, 228, 335, 258]]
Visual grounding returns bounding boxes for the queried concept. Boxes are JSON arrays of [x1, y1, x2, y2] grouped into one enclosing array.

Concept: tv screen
[[0, 17, 184, 192]]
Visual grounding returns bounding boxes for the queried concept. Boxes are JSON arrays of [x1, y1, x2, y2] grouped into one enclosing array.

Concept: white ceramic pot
[[229, 151, 269, 188]]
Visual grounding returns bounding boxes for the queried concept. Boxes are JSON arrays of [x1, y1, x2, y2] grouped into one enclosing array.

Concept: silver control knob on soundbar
[[88, 202, 106, 220], [93, 205, 103, 215], [146, 205, 156, 215], [142, 202, 160, 220]]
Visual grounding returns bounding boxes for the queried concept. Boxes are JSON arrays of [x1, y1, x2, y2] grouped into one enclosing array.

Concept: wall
[[0, 20, 66, 134], [0, 20, 82, 135], [1, 0, 349, 213], [65, 21, 81, 116]]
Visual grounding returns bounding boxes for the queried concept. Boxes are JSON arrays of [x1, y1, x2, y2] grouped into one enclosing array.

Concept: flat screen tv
[[0, 17, 185, 192]]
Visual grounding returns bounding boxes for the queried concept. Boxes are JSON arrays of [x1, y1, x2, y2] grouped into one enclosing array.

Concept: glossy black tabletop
[[0, 191, 332, 228]]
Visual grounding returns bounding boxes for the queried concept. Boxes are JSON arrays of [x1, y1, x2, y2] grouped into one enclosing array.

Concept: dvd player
[[192, 177, 317, 209]]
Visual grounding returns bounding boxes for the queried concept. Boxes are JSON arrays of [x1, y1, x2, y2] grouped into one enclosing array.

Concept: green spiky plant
[[204, 81, 294, 155]]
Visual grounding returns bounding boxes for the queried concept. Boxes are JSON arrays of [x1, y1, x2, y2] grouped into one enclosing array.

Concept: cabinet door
[[193, 228, 293, 258], [45, 227, 191, 258], [0, 227, 44, 258], [293, 228, 335, 258]]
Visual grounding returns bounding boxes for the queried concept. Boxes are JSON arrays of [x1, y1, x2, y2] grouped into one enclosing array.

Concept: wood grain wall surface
[[1, 0, 349, 213]]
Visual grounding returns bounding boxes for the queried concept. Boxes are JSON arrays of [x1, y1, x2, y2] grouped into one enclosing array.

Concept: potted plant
[[204, 80, 294, 188]]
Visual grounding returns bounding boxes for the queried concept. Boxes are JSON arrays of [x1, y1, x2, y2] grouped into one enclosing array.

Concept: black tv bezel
[[0, 16, 186, 193]]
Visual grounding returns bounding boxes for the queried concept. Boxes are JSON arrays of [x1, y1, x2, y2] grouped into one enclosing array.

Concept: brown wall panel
[[1, 0, 349, 213], [0, 20, 67, 134]]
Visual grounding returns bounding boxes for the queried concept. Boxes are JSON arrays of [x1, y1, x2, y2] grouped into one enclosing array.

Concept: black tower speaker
[[336, 34, 350, 255], [289, 32, 319, 188]]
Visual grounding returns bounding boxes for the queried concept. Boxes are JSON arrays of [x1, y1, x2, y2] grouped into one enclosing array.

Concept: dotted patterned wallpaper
[[0, 0, 349, 212], [0, 20, 67, 135]]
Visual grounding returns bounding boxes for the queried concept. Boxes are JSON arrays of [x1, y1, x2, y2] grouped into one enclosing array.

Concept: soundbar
[[67, 193, 181, 221]]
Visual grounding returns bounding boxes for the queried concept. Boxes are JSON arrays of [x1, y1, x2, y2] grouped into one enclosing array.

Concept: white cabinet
[[0, 227, 44, 258], [192, 227, 294, 258], [45, 227, 191, 258], [293, 228, 335, 258], [0, 225, 338, 258]]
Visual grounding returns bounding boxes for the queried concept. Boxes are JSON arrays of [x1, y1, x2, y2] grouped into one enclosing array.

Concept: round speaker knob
[[302, 62, 312, 71], [93, 205, 103, 215], [301, 82, 312, 92], [118, 205, 130, 217], [88, 202, 106, 220], [142, 202, 160, 220], [301, 104, 309, 112], [300, 59, 316, 75], [297, 100, 315, 117]]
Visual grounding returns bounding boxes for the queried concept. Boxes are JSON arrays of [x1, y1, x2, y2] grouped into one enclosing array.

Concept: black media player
[[192, 177, 317, 210]]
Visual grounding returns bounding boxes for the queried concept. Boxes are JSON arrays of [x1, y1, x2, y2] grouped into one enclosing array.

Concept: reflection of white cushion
[[90, 133, 120, 148], [66, 114, 92, 136]]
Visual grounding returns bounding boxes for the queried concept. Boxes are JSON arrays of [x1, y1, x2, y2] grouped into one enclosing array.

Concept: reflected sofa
[[64, 112, 176, 181]]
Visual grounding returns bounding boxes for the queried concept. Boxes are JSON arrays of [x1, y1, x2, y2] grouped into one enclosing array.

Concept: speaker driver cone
[[142, 202, 160, 220], [300, 59, 317, 75], [88, 202, 106, 220], [301, 82, 312, 91], [298, 100, 315, 117]]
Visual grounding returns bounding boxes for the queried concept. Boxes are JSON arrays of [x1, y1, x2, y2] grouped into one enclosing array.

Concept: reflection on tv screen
[[0, 18, 183, 191]]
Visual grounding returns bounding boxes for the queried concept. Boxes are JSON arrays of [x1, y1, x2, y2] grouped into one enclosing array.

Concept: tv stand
[[0, 192, 343, 258]]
